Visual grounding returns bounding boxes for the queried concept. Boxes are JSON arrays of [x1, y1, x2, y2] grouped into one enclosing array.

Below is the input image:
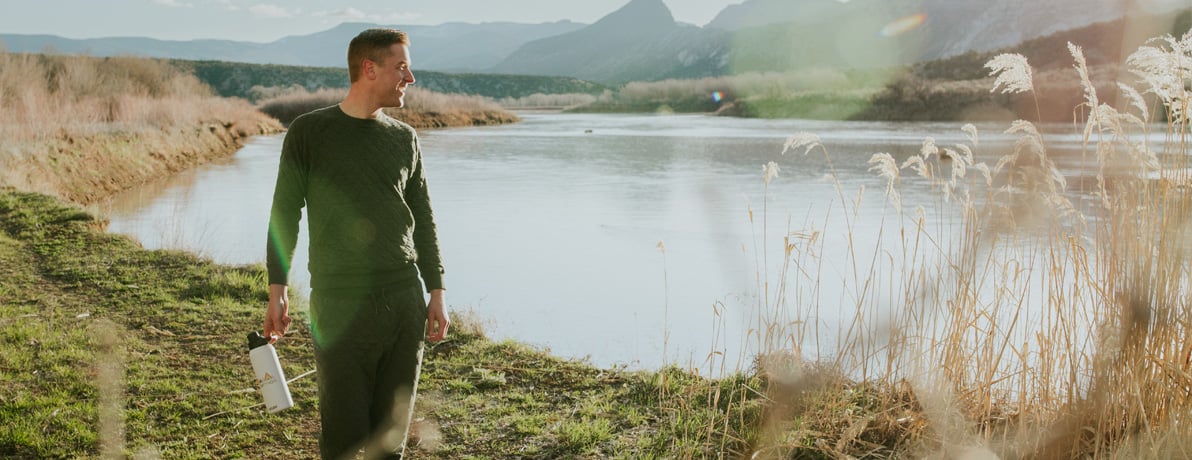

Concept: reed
[[0, 52, 281, 203], [497, 92, 597, 110], [255, 86, 520, 128], [700, 30, 1192, 458]]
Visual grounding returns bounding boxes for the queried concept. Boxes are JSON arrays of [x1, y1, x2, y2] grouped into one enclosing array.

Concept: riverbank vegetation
[[256, 86, 521, 128], [855, 8, 1190, 122], [566, 8, 1190, 122], [0, 52, 532, 204], [0, 52, 282, 204], [569, 67, 893, 119], [3, 21, 1192, 459], [173, 59, 607, 102], [4, 29, 1190, 456], [0, 189, 913, 458], [737, 31, 1192, 458]]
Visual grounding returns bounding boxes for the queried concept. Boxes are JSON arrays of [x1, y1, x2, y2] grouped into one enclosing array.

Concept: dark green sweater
[[266, 105, 445, 292]]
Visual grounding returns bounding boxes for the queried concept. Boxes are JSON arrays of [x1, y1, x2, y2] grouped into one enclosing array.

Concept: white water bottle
[[248, 332, 294, 413]]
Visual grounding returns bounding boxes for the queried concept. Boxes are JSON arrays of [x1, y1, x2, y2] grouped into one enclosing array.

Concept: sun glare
[[880, 13, 927, 37]]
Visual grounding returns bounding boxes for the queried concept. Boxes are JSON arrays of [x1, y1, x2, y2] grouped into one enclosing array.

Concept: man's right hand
[[263, 284, 292, 342]]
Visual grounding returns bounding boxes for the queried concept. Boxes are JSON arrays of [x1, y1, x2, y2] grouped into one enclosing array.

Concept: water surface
[[101, 113, 1114, 370]]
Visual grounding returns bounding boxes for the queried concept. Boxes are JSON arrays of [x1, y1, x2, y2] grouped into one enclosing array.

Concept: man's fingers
[[426, 316, 449, 342]]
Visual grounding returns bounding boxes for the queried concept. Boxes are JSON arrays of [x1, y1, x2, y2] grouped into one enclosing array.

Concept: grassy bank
[[5, 29, 1192, 460], [0, 53, 282, 204], [0, 51, 522, 204], [0, 189, 926, 458]]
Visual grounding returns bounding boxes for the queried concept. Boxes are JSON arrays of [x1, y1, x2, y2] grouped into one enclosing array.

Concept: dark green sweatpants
[[309, 282, 427, 460]]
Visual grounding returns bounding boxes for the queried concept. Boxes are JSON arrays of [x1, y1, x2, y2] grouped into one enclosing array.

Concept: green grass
[[0, 188, 929, 458], [0, 188, 901, 457]]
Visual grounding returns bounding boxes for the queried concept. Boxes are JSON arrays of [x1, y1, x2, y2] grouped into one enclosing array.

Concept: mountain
[[707, 0, 852, 30], [3, 0, 1185, 86], [260, 21, 586, 71], [487, 0, 1175, 84], [490, 0, 730, 83], [0, 21, 586, 72], [707, 0, 1127, 49]]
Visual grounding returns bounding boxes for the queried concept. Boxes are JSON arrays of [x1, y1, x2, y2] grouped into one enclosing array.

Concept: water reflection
[[98, 113, 1151, 371]]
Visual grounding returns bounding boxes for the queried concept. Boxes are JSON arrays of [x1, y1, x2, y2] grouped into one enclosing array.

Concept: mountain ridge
[[2, 0, 1187, 84]]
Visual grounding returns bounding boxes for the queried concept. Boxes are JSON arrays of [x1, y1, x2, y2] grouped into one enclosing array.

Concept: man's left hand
[[426, 289, 450, 342]]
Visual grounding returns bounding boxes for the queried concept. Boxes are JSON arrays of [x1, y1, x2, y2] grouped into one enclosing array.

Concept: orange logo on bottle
[[262, 372, 276, 385]]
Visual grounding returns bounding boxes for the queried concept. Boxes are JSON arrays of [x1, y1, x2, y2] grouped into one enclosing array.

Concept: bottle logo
[[262, 372, 277, 385]]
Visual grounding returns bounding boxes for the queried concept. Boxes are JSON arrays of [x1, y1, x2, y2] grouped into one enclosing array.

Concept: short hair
[[347, 28, 409, 82]]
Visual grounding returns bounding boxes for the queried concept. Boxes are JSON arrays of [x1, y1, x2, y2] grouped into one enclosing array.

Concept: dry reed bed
[[0, 52, 282, 204], [727, 33, 1192, 458], [256, 86, 520, 128], [569, 68, 894, 117]]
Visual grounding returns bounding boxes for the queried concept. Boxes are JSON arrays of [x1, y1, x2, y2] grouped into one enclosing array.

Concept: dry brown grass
[[256, 86, 519, 128], [0, 52, 281, 203], [722, 32, 1192, 459], [497, 92, 597, 110]]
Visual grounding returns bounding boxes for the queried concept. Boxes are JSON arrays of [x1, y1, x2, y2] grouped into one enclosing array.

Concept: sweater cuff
[[421, 269, 444, 292], [267, 270, 288, 287]]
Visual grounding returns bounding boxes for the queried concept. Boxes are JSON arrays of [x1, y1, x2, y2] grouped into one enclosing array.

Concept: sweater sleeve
[[407, 135, 445, 291], [266, 123, 308, 286]]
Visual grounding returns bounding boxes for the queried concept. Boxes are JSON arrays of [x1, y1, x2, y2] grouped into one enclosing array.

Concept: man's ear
[[362, 60, 375, 80]]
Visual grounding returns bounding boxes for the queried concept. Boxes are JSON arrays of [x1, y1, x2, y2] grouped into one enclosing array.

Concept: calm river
[[100, 113, 1101, 371]]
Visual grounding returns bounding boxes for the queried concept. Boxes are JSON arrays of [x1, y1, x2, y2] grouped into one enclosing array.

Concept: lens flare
[[880, 13, 927, 37], [712, 91, 723, 103]]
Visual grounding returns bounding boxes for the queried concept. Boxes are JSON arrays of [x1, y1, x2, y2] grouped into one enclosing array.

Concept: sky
[[0, 0, 747, 43]]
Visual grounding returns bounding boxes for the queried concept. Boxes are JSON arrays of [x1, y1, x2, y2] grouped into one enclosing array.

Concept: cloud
[[151, 0, 194, 7], [316, 7, 368, 20], [312, 8, 420, 24], [249, 4, 292, 18], [213, 0, 239, 11]]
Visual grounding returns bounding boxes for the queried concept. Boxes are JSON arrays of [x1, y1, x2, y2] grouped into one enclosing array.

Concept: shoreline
[[0, 109, 924, 457], [1, 117, 283, 206], [1, 108, 522, 208], [3, 107, 1184, 456], [1, 189, 899, 458]]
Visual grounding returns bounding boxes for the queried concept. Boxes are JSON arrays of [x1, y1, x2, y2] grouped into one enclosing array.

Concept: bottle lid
[[248, 331, 271, 350]]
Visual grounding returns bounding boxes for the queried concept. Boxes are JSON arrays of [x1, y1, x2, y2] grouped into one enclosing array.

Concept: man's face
[[371, 43, 415, 108]]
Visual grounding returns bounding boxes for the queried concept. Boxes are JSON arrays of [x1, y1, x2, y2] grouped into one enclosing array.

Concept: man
[[262, 28, 450, 459]]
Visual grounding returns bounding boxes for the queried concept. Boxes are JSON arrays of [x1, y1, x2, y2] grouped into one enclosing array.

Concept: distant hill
[[0, 21, 586, 72], [258, 21, 587, 71], [2, 0, 1185, 85], [170, 59, 608, 101], [706, 0, 1129, 56], [487, 0, 1153, 83], [489, 0, 729, 83], [706, 0, 851, 30]]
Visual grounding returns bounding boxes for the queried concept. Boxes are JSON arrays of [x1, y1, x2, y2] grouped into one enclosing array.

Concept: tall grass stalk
[[680, 31, 1192, 458]]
